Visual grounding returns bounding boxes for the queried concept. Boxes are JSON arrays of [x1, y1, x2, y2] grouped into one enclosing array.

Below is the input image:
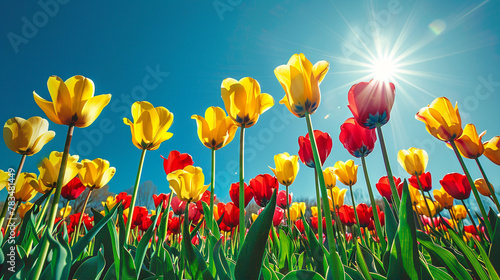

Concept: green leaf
[[135, 208, 161, 276], [201, 201, 220, 238], [344, 266, 364, 280], [39, 231, 72, 280], [120, 247, 138, 279], [473, 238, 500, 280], [387, 180, 420, 280], [282, 270, 325, 280], [383, 198, 397, 251], [278, 228, 292, 270], [299, 214, 325, 276], [428, 264, 454, 280], [213, 237, 231, 280], [234, 189, 277, 280], [489, 211, 500, 274], [150, 242, 176, 279], [90, 208, 115, 279], [355, 242, 373, 280], [447, 230, 490, 280], [72, 249, 106, 280]]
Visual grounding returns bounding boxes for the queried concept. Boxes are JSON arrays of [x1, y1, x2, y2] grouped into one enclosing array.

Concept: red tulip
[[229, 182, 254, 208], [323, 217, 333, 231], [356, 203, 372, 227], [171, 196, 187, 215], [463, 225, 478, 236], [348, 79, 396, 129], [339, 118, 377, 157], [153, 193, 170, 210], [218, 202, 239, 231], [439, 173, 471, 200], [273, 207, 284, 226], [61, 177, 86, 200], [84, 216, 94, 231], [295, 219, 305, 233], [188, 203, 202, 224], [167, 212, 182, 235], [338, 205, 356, 227], [161, 150, 194, 175], [375, 176, 403, 203], [369, 205, 385, 227], [249, 174, 278, 207], [277, 190, 293, 209], [196, 190, 215, 214], [311, 216, 318, 230], [130, 206, 149, 229], [139, 216, 153, 231], [115, 192, 132, 209], [409, 172, 432, 191], [298, 130, 332, 168]]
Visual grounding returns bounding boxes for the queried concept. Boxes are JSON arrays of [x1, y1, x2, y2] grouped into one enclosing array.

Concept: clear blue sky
[[1, 0, 499, 212]]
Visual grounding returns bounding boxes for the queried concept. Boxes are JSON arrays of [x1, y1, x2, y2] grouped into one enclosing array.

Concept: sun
[[370, 56, 398, 82]]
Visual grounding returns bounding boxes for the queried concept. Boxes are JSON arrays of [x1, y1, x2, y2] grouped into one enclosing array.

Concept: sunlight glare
[[371, 56, 398, 82]]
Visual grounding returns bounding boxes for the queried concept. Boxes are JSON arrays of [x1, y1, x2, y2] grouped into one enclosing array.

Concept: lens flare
[[371, 56, 398, 81]]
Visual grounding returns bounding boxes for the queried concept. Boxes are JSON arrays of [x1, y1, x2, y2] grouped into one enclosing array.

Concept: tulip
[[161, 150, 194, 175], [229, 182, 253, 208], [333, 160, 358, 186], [277, 190, 293, 209], [129, 206, 149, 230], [3, 117, 55, 156], [196, 190, 214, 214], [249, 174, 278, 207], [273, 207, 285, 226], [452, 205, 467, 220], [408, 186, 423, 206], [375, 176, 403, 203], [171, 196, 187, 215], [397, 147, 428, 176], [327, 187, 348, 211], [322, 167, 337, 189], [274, 53, 329, 118], [0, 170, 10, 191], [369, 205, 385, 227], [447, 124, 486, 159], [311, 206, 318, 217], [191, 106, 238, 150], [13, 173, 38, 202], [18, 202, 34, 219], [356, 203, 372, 227], [270, 152, 300, 187], [167, 213, 182, 235], [288, 202, 306, 222], [433, 188, 454, 209], [474, 178, 494, 197], [35, 151, 82, 194], [338, 205, 356, 227], [415, 197, 441, 218], [115, 192, 132, 209], [295, 219, 305, 233], [188, 203, 202, 224], [153, 193, 170, 210], [347, 79, 396, 129], [415, 97, 462, 141], [217, 202, 239, 230], [339, 118, 377, 157], [79, 158, 116, 190], [61, 176, 86, 201], [123, 101, 174, 151], [59, 206, 72, 218], [298, 130, 332, 168], [33, 75, 111, 128], [409, 172, 432, 192], [484, 136, 500, 165], [221, 77, 274, 127], [440, 173, 471, 200], [167, 165, 210, 203]]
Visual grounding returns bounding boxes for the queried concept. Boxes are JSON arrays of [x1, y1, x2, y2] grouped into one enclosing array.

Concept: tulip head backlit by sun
[[333, 160, 358, 186], [397, 147, 428, 176], [13, 172, 38, 202], [447, 124, 486, 159], [191, 106, 238, 150], [474, 178, 494, 197], [3, 117, 55, 156], [167, 165, 210, 203], [79, 158, 116, 190], [484, 136, 500, 165], [322, 167, 337, 189], [415, 97, 462, 142], [35, 151, 82, 194], [270, 152, 300, 187]]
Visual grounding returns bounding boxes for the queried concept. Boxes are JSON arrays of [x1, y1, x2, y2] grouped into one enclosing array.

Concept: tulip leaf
[[383, 198, 397, 250], [344, 266, 364, 280], [299, 214, 325, 276], [201, 201, 221, 238], [448, 230, 490, 280], [278, 228, 292, 270], [387, 180, 420, 280], [489, 212, 500, 274], [213, 237, 231, 280], [472, 238, 500, 280], [282, 270, 325, 280], [135, 208, 160, 278], [150, 242, 176, 279], [72, 249, 106, 280], [90, 208, 115, 278], [416, 231, 472, 280], [234, 188, 277, 280], [355, 243, 373, 280], [120, 246, 137, 279], [39, 231, 72, 280]]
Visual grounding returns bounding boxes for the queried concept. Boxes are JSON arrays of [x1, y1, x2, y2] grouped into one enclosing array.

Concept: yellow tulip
[[269, 152, 300, 186], [123, 101, 174, 151], [474, 178, 494, 197], [333, 160, 358, 186], [213, 204, 219, 221], [484, 136, 500, 165], [33, 75, 111, 128], [221, 77, 274, 128], [452, 205, 467, 220], [447, 124, 486, 159], [433, 188, 454, 209], [18, 202, 34, 219], [60, 206, 72, 218], [79, 158, 116, 189], [289, 202, 306, 222], [311, 206, 318, 217], [13, 172, 38, 202], [123, 208, 130, 219], [415, 197, 441, 217], [102, 196, 116, 210], [409, 186, 422, 206], [397, 147, 428, 176], [251, 213, 259, 222], [167, 165, 210, 202], [0, 169, 11, 191], [35, 151, 82, 194], [3, 117, 55, 156], [327, 187, 347, 211], [274, 53, 329, 117], [415, 97, 462, 141], [323, 167, 337, 189], [191, 106, 238, 150]]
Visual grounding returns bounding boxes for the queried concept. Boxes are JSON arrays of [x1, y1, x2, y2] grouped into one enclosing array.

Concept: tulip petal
[[33, 92, 63, 125], [76, 94, 111, 128], [30, 131, 55, 156], [313, 60, 330, 84], [65, 75, 95, 113], [47, 76, 73, 124]]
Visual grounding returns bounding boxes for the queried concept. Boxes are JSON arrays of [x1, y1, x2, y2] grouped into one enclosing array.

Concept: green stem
[[314, 169, 323, 241], [349, 184, 366, 247], [376, 125, 400, 211], [286, 185, 291, 228], [210, 148, 216, 231], [475, 158, 500, 212], [361, 156, 386, 249], [305, 112, 336, 261], [0, 154, 26, 228], [72, 189, 92, 245], [416, 175, 436, 228], [161, 190, 174, 254], [238, 126, 245, 250], [461, 200, 481, 241], [32, 125, 75, 280], [449, 140, 493, 238], [125, 148, 147, 244]]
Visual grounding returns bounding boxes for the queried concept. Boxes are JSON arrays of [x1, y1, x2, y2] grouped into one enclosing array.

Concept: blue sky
[[1, 0, 499, 211]]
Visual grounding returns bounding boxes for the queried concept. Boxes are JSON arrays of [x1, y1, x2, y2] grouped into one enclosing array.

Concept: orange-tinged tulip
[[447, 124, 486, 159], [0, 169, 10, 191], [167, 165, 210, 202], [484, 136, 500, 165], [328, 187, 348, 211], [397, 147, 428, 176], [192, 106, 238, 150], [474, 178, 494, 197], [433, 188, 454, 209], [13, 172, 38, 202], [3, 117, 55, 156], [270, 152, 300, 187], [333, 160, 358, 186], [123, 101, 174, 151], [221, 77, 274, 127], [18, 202, 33, 219], [79, 158, 116, 189], [323, 167, 337, 189], [415, 97, 462, 141], [35, 151, 82, 194], [452, 205, 467, 220], [60, 206, 72, 218], [33, 75, 111, 128], [274, 53, 329, 118]]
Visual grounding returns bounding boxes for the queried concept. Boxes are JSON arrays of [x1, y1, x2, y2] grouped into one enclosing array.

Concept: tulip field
[[1, 53, 500, 280]]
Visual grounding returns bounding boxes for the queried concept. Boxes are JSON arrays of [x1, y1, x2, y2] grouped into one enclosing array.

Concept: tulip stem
[[125, 148, 147, 245], [475, 158, 500, 212], [416, 175, 437, 229], [32, 125, 75, 280], [238, 126, 245, 252], [72, 189, 92, 246], [305, 112, 337, 263], [210, 148, 216, 231], [0, 154, 26, 228], [161, 190, 174, 255], [314, 169, 323, 242], [449, 140, 493, 238], [286, 185, 291, 229], [461, 200, 481, 241], [376, 125, 400, 211], [361, 156, 386, 249], [349, 184, 366, 247]]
